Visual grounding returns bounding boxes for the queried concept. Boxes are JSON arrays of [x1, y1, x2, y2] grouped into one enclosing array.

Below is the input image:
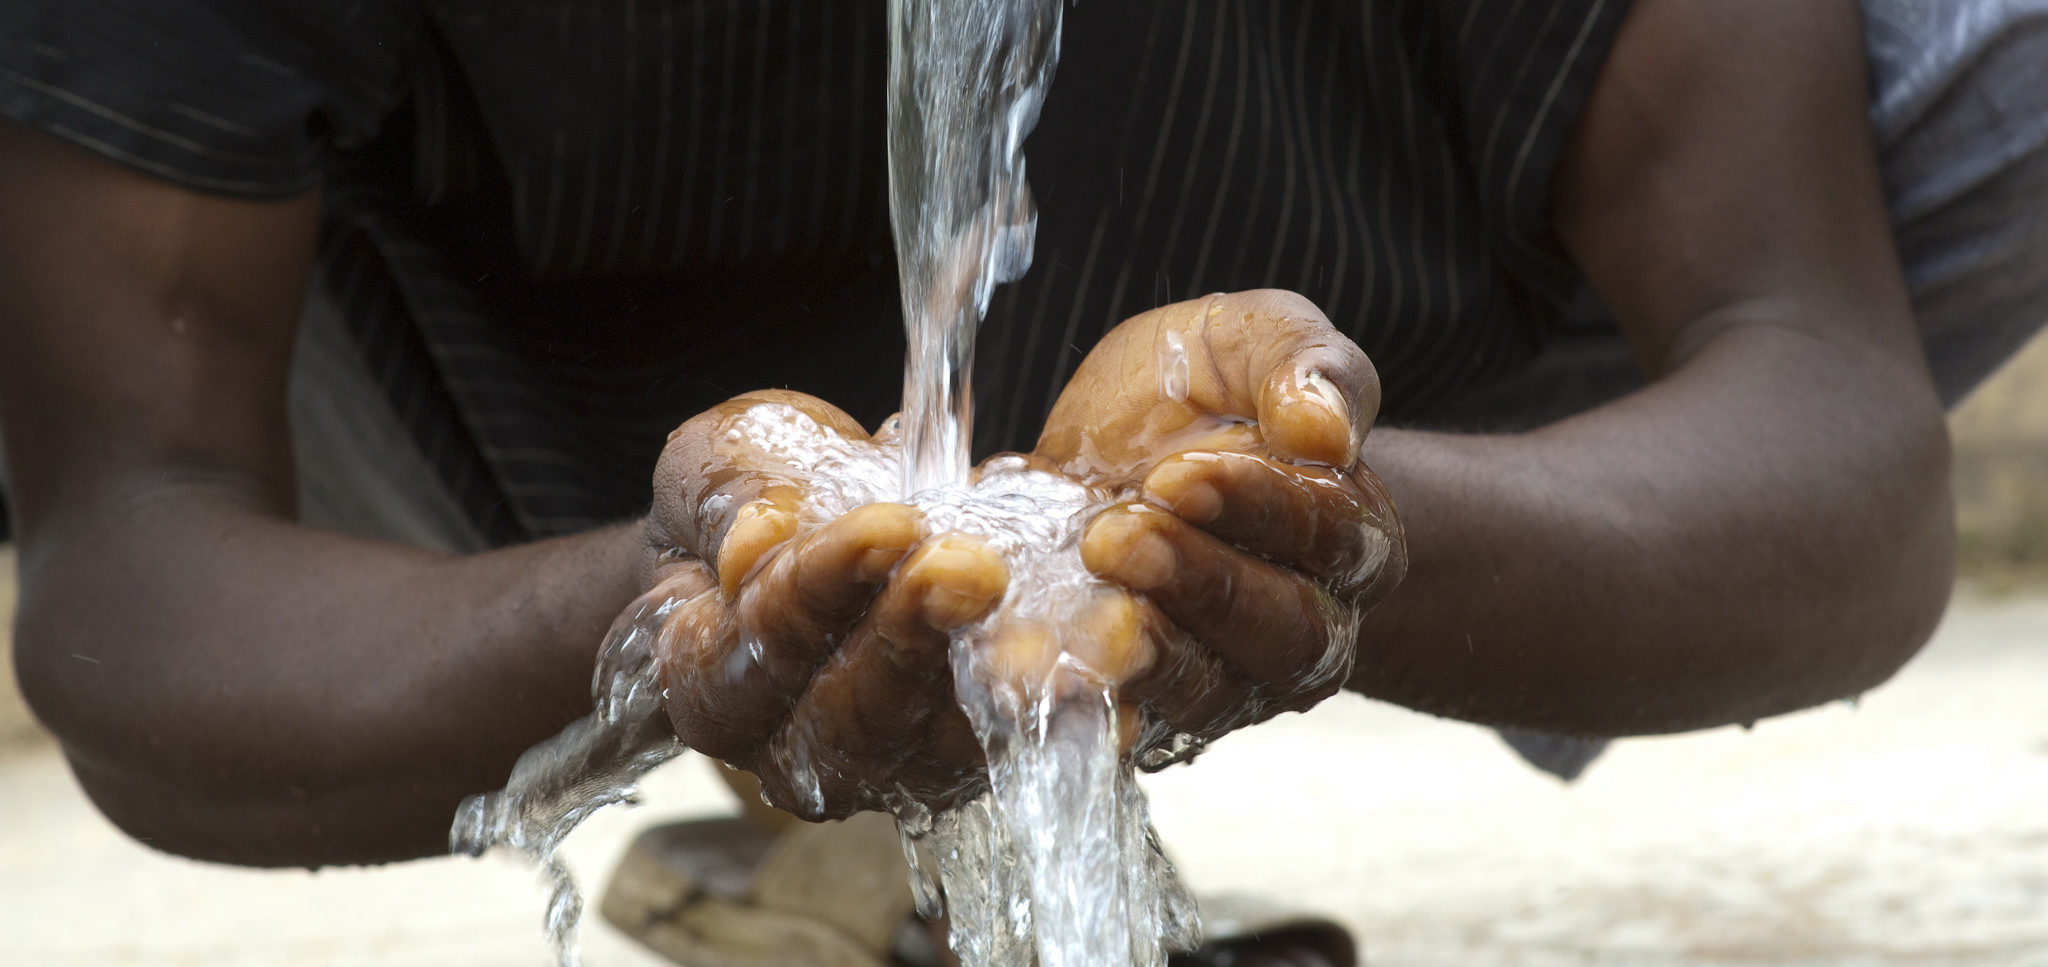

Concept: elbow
[[12, 585, 124, 779], [60, 749, 257, 866], [15, 589, 312, 867], [1750, 391, 1957, 721], [14, 550, 456, 867], [59, 750, 450, 869], [1603, 391, 1956, 737], [18, 621, 444, 868], [1834, 403, 1955, 700], [12, 599, 228, 863]]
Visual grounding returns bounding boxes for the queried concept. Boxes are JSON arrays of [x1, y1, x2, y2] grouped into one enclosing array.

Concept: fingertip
[[1070, 589, 1152, 682], [1142, 458, 1224, 525], [836, 502, 927, 582], [922, 583, 992, 630], [982, 620, 1062, 688], [719, 499, 799, 596], [1261, 367, 1356, 467], [871, 412, 904, 446], [905, 534, 1009, 630], [1081, 506, 1177, 591]]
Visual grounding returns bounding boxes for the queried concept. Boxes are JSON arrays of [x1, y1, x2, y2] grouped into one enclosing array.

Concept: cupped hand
[[635, 390, 1005, 820], [1034, 290, 1407, 750]]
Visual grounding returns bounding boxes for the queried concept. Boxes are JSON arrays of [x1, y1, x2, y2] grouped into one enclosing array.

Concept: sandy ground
[[1, 589, 2045, 967]]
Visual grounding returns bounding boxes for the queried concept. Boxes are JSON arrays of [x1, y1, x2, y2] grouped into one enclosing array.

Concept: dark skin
[[2, 0, 1952, 865], [1345, 0, 1953, 734], [0, 135, 648, 863]]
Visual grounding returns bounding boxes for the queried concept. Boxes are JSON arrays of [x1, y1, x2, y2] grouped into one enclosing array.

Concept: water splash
[[449, 593, 687, 967], [903, 459, 1201, 967]]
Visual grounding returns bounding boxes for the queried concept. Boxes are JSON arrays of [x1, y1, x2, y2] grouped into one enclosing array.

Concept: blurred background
[[3, 336, 2046, 966]]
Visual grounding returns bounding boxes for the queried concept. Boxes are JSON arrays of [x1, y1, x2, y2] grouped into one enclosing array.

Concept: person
[[2, 0, 2044, 960]]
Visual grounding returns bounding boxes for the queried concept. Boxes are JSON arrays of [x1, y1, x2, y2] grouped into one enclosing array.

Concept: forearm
[[0, 122, 659, 865], [1349, 321, 1955, 736], [14, 487, 647, 866]]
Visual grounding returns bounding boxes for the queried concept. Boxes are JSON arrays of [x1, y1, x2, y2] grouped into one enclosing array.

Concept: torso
[[322, 0, 1623, 536]]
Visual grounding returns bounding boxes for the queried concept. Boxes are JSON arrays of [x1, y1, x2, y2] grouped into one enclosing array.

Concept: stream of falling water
[[883, 0, 1198, 965], [453, 1, 1199, 964]]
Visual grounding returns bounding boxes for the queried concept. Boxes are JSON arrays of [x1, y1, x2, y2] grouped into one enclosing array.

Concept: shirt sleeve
[[1430, 0, 1636, 306], [0, 0, 417, 197]]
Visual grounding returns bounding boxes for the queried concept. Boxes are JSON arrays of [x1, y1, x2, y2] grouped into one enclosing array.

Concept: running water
[[887, 0, 1052, 495], [453, 1, 1199, 964], [885, 1, 1198, 964]]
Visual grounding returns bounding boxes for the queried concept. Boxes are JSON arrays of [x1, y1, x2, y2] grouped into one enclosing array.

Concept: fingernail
[[915, 537, 1007, 628], [845, 504, 923, 582], [852, 545, 905, 583], [1276, 372, 1353, 466], [1302, 370, 1346, 416], [1087, 515, 1176, 591], [923, 584, 990, 629], [1144, 462, 1223, 525], [720, 501, 795, 596]]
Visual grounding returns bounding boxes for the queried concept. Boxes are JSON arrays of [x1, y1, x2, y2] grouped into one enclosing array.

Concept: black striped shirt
[[1, 0, 1633, 543]]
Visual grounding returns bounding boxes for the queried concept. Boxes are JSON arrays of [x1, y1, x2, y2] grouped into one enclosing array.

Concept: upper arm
[[1528, 0, 1954, 712], [0, 118, 319, 541], [1551, 0, 1927, 377]]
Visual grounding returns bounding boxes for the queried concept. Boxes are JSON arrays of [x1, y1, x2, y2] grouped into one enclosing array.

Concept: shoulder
[[0, 0, 419, 197]]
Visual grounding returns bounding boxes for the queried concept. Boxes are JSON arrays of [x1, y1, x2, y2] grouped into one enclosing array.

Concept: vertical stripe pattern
[[0, 0, 1635, 541]]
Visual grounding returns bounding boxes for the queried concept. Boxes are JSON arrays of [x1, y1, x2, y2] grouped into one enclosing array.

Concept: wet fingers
[[756, 534, 1008, 817], [651, 389, 876, 590], [1119, 612, 1266, 740], [1082, 503, 1349, 688], [1142, 451, 1397, 594], [735, 501, 925, 658]]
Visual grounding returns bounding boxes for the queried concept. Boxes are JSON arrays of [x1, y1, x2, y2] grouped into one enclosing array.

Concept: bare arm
[[0, 122, 645, 866], [1346, 0, 1954, 734]]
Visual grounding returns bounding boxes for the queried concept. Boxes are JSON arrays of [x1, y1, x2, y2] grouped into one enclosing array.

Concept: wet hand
[[635, 390, 1004, 819], [1033, 290, 1407, 748]]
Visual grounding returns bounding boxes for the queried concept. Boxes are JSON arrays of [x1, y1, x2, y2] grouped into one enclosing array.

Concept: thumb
[[1234, 291, 1380, 466]]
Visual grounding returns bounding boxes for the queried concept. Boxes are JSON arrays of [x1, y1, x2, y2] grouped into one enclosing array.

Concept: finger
[[735, 501, 925, 659], [1116, 605, 1269, 740], [652, 580, 772, 763], [764, 534, 1009, 814], [1141, 451, 1400, 594], [618, 564, 719, 632], [651, 389, 873, 590], [961, 588, 1158, 764], [1223, 290, 1379, 467], [975, 587, 1156, 702], [715, 487, 805, 596], [662, 507, 940, 765], [1081, 503, 1352, 688], [870, 411, 903, 448], [797, 533, 1006, 759]]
